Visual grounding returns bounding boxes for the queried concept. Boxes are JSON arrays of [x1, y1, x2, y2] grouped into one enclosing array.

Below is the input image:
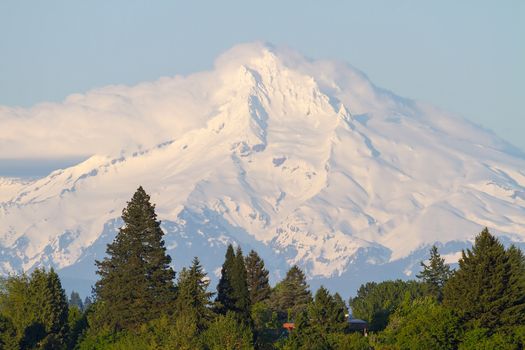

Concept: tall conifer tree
[[245, 250, 271, 305], [232, 246, 251, 323], [308, 286, 347, 333], [216, 244, 251, 323], [175, 257, 214, 331], [94, 186, 176, 331], [443, 228, 525, 331], [417, 245, 453, 301], [216, 244, 237, 314], [270, 265, 312, 321]]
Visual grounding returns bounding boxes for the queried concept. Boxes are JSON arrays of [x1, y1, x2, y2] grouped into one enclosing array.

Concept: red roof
[[283, 322, 295, 330]]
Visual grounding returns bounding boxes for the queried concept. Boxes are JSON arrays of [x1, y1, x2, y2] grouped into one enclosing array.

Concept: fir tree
[[270, 265, 312, 321], [93, 186, 176, 331], [500, 245, 525, 327], [308, 286, 347, 334], [216, 245, 251, 323], [175, 257, 214, 332], [232, 246, 251, 322], [443, 228, 525, 331], [416, 245, 453, 301], [69, 291, 84, 311], [245, 250, 271, 305], [216, 244, 237, 314]]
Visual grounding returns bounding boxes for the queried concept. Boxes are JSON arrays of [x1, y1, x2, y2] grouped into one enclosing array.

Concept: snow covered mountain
[[1, 43, 525, 296]]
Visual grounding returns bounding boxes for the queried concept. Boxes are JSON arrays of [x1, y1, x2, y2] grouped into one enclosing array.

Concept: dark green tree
[[69, 291, 84, 311], [245, 250, 271, 305], [93, 186, 176, 331], [270, 265, 312, 322], [216, 244, 237, 314], [502, 245, 525, 328], [175, 257, 214, 332], [307, 286, 347, 334], [443, 227, 525, 332], [416, 245, 453, 301], [232, 246, 251, 322], [216, 244, 251, 322]]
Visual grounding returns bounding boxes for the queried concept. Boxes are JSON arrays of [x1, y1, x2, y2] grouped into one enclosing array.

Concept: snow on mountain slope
[[1, 42, 524, 295]]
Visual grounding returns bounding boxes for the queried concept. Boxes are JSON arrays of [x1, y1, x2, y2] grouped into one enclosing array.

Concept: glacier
[[1, 42, 524, 296]]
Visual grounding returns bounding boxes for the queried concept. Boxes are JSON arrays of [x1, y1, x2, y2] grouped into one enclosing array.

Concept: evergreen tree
[[308, 286, 347, 334], [443, 228, 525, 331], [28, 268, 69, 347], [502, 245, 525, 327], [175, 257, 214, 331], [232, 246, 251, 322], [216, 244, 237, 314], [270, 265, 312, 321], [416, 245, 453, 301], [93, 186, 176, 331], [245, 250, 271, 305], [69, 291, 84, 311]]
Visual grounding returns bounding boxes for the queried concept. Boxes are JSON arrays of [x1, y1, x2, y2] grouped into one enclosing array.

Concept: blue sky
[[0, 0, 523, 157]]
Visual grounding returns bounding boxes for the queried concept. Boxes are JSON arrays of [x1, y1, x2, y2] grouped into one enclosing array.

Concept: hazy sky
[[0, 0, 524, 157]]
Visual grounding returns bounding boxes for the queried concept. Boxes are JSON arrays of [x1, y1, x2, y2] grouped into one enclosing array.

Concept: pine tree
[[93, 186, 176, 331], [416, 245, 453, 301], [216, 244, 237, 314], [69, 291, 84, 311], [245, 250, 271, 305], [175, 257, 214, 331], [443, 228, 524, 331], [270, 265, 312, 321]]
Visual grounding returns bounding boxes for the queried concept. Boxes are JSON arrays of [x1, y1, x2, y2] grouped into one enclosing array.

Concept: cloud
[[0, 68, 220, 159]]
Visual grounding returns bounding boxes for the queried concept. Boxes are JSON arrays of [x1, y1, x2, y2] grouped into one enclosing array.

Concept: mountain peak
[[1, 43, 524, 296]]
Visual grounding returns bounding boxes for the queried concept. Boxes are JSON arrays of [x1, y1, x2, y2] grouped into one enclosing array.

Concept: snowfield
[[1, 43, 524, 295]]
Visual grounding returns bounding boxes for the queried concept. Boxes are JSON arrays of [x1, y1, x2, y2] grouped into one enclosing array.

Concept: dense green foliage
[[0, 268, 69, 349], [349, 279, 428, 331], [1, 186, 523, 349]]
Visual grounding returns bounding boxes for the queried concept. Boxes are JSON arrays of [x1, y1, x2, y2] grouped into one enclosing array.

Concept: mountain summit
[[1, 43, 524, 295]]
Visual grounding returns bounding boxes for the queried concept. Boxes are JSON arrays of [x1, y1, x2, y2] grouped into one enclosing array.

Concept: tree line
[[1, 186, 524, 349]]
